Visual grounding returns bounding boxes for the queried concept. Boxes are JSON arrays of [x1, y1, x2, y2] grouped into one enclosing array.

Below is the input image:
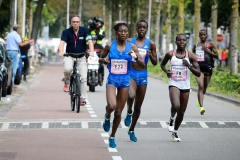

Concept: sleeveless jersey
[[168, 50, 191, 90], [196, 42, 214, 67], [107, 40, 132, 77], [131, 37, 150, 65]]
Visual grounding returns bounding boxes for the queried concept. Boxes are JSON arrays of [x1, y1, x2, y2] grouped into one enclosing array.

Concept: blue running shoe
[[109, 137, 117, 148], [103, 118, 110, 132], [128, 131, 137, 142], [124, 113, 132, 127]]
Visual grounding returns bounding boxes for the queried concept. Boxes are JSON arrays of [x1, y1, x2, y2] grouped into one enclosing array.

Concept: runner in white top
[[160, 34, 200, 142]]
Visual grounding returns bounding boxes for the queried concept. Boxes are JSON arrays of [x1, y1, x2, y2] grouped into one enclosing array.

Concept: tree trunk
[[28, 0, 33, 38], [9, 0, 15, 31], [230, 0, 239, 74], [17, 0, 23, 36], [31, 0, 45, 41], [178, 0, 184, 33], [0, 0, 3, 8], [211, 0, 218, 71], [194, 0, 201, 44], [155, 0, 162, 51], [165, 0, 171, 52]]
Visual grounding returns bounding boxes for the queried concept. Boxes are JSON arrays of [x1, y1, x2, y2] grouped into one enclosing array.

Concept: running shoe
[[103, 118, 110, 132], [167, 118, 174, 132], [200, 107, 205, 115], [128, 131, 137, 142], [124, 113, 132, 127], [171, 132, 181, 142], [109, 137, 117, 148], [63, 82, 69, 92]]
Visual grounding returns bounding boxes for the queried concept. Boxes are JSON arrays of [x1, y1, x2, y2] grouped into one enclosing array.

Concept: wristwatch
[[188, 64, 193, 70]]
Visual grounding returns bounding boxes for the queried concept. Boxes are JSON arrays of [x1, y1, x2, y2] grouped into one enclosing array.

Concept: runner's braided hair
[[199, 28, 208, 34], [113, 22, 128, 32], [175, 33, 187, 41], [136, 20, 148, 28]]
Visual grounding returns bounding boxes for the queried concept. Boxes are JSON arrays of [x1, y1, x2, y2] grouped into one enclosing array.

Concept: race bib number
[[111, 59, 128, 74], [196, 47, 204, 61], [171, 66, 187, 81]]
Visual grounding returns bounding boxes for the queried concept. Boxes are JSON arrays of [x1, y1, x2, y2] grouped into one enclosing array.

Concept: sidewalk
[[0, 63, 112, 160]]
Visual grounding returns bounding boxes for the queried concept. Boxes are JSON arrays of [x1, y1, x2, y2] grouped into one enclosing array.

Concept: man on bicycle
[[58, 15, 94, 104]]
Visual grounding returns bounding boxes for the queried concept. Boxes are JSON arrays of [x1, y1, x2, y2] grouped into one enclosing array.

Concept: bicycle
[[64, 52, 85, 113]]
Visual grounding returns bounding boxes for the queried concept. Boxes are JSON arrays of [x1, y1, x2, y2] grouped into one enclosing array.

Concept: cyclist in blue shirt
[[59, 15, 94, 104], [124, 20, 158, 142], [99, 22, 145, 148]]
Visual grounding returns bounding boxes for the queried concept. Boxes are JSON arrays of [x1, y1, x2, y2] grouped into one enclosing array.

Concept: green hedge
[[147, 62, 240, 100]]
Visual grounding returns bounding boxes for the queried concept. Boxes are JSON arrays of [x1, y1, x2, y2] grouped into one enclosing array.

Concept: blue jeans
[[7, 50, 19, 84]]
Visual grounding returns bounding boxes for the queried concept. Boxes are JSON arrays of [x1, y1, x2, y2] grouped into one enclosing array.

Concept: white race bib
[[110, 59, 128, 74], [171, 65, 187, 81]]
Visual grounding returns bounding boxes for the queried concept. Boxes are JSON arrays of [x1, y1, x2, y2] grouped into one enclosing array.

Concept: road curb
[[149, 75, 240, 107]]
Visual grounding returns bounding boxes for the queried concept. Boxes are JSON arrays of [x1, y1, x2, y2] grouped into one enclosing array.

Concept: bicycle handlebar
[[63, 52, 87, 58]]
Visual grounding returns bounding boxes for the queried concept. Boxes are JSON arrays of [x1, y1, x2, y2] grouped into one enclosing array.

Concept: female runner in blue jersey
[[99, 22, 145, 148], [123, 20, 158, 142]]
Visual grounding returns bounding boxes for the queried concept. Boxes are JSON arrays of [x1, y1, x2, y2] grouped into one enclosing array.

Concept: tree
[[178, 0, 184, 33], [230, 0, 239, 74], [9, 0, 15, 31], [194, 0, 201, 44], [0, 0, 3, 8], [31, 0, 45, 41], [165, 0, 171, 52], [211, 0, 217, 45], [155, 0, 162, 51]]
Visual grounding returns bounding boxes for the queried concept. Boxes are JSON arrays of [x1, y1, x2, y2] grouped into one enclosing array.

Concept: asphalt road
[[0, 62, 239, 160]]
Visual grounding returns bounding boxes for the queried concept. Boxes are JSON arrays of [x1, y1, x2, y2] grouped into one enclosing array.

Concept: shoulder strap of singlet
[[172, 49, 189, 58]]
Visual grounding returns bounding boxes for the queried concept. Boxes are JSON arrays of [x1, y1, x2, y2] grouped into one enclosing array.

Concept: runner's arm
[[188, 52, 201, 77], [160, 51, 172, 78], [131, 44, 145, 68], [99, 43, 110, 65], [148, 40, 158, 66]]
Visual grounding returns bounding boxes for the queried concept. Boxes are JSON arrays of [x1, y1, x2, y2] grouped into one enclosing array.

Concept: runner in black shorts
[[192, 29, 218, 115]]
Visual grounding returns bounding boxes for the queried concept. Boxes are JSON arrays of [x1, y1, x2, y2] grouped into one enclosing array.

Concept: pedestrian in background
[[19, 36, 31, 81], [6, 25, 33, 88]]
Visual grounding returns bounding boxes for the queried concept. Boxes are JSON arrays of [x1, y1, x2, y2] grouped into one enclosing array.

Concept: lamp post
[[118, 4, 122, 21], [67, 0, 70, 28], [147, 0, 152, 38]]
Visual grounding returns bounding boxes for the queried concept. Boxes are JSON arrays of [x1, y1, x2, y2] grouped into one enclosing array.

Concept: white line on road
[[237, 121, 240, 125], [22, 122, 29, 125], [140, 121, 147, 125], [104, 139, 108, 144], [218, 121, 225, 125], [1, 122, 9, 130], [181, 121, 186, 125], [160, 121, 168, 128], [85, 104, 91, 108], [87, 108, 93, 111], [199, 121, 209, 128], [62, 122, 69, 125], [42, 122, 49, 129], [90, 114, 97, 117], [101, 133, 109, 137], [81, 121, 88, 128], [89, 111, 95, 114], [112, 156, 122, 160], [121, 121, 128, 129], [108, 148, 118, 152]]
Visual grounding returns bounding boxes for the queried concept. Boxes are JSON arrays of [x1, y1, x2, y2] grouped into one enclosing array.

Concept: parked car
[[0, 42, 13, 98]]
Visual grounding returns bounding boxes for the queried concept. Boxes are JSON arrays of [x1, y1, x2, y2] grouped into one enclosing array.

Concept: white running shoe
[[167, 118, 174, 132], [172, 132, 181, 142]]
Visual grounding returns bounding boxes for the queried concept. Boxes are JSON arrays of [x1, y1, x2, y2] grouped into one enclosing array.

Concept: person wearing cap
[[6, 25, 34, 87], [20, 36, 31, 81]]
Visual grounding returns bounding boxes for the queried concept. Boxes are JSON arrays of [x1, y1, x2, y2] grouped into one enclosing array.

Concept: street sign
[[217, 34, 223, 42]]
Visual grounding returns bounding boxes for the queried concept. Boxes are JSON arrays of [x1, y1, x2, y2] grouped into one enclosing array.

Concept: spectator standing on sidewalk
[[19, 36, 31, 81], [6, 25, 33, 87]]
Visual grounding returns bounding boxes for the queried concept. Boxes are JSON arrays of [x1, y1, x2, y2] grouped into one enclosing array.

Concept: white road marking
[[121, 121, 128, 129], [199, 121, 209, 128], [104, 139, 109, 144], [90, 114, 97, 117], [218, 121, 225, 125], [112, 156, 122, 160], [160, 121, 168, 128], [42, 122, 49, 129], [87, 108, 93, 111], [89, 111, 95, 114], [2, 122, 9, 130], [62, 122, 69, 125], [85, 104, 91, 108], [108, 148, 118, 152], [22, 122, 29, 125], [101, 133, 109, 137], [181, 121, 186, 125], [81, 121, 88, 128], [140, 121, 147, 125], [237, 121, 240, 125]]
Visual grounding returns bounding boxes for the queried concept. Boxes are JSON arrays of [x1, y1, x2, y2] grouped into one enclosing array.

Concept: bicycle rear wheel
[[70, 80, 76, 111], [75, 74, 81, 113]]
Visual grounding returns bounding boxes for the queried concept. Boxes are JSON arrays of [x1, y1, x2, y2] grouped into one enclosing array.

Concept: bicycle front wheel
[[75, 74, 81, 113], [70, 80, 76, 111]]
